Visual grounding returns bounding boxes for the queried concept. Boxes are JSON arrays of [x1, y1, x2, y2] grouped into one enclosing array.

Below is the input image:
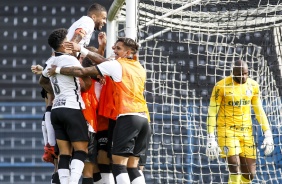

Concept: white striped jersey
[[67, 16, 95, 47], [42, 53, 85, 110]]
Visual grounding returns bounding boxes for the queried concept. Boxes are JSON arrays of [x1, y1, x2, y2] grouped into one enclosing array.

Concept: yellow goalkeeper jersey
[[207, 76, 270, 133]]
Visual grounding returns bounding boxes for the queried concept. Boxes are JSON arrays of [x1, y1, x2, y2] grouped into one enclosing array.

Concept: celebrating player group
[[31, 3, 151, 184]]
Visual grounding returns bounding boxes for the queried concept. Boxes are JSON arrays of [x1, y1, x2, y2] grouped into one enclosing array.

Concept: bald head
[[232, 60, 249, 84], [233, 60, 248, 70]]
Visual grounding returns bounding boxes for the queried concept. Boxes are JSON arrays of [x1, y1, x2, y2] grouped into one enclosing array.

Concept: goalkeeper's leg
[[239, 131, 257, 183], [240, 157, 256, 184], [227, 155, 241, 184]]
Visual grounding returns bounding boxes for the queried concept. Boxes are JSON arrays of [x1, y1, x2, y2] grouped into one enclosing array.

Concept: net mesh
[[115, 0, 282, 183]]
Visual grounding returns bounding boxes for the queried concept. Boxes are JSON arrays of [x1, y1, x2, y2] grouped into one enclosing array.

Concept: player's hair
[[87, 3, 107, 16], [82, 46, 100, 80], [81, 57, 94, 68], [82, 56, 100, 81], [116, 37, 139, 55], [81, 46, 98, 67], [48, 28, 68, 51]]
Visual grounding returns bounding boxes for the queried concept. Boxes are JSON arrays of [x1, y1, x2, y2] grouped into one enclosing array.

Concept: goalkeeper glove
[[206, 134, 221, 160], [261, 130, 274, 156]]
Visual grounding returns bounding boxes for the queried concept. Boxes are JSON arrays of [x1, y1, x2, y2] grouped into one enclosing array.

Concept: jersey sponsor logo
[[98, 137, 108, 144], [124, 147, 133, 152], [53, 99, 66, 107], [227, 99, 250, 106], [229, 125, 249, 131], [246, 89, 252, 96]]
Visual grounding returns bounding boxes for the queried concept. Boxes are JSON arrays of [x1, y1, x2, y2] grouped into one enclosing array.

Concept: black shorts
[[107, 119, 116, 158], [51, 108, 88, 142], [112, 115, 151, 157], [85, 131, 97, 163], [96, 130, 108, 152], [139, 152, 147, 166]]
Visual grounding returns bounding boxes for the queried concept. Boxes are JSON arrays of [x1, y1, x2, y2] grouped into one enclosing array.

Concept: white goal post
[[107, 0, 282, 183]]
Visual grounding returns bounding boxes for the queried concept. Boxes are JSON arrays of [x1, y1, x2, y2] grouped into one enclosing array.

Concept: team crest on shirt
[[246, 89, 252, 96], [223, 146, 229, 155]]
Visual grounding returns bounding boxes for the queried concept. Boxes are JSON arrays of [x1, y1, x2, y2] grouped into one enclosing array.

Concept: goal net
[[108, 0, 282, 183]]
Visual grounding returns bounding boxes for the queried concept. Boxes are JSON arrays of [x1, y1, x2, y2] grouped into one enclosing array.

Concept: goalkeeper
[[206, 60, 274, 184]]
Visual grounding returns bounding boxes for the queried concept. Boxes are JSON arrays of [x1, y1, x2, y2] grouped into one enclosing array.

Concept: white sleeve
[[96, 60, 122, 82], [67, 16, 94, 43], [41, 56, 54, 77], [62, 56, 82, 68], [74, 17, 94, 35], [42, 67, 49, 78]]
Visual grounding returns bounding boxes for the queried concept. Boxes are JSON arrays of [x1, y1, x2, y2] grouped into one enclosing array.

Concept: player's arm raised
[[70, 28, 86, 43], [63, 41, 108, 64], [97, 32, 107, 56]]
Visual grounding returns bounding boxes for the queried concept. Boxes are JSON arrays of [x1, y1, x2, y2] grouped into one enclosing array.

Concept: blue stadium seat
[[0, 88, 42, 101]]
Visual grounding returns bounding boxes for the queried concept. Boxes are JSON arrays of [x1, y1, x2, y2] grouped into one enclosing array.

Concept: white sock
[[131, 175, 146, 184], [58, 169, 70, 184], [116, 173, 130, 184], [95, 173, 115, 184], [44, 111, 56, 146], [139, 170, 144, 178], [69, 159, 84, 184], [41, 120, 48, 145]]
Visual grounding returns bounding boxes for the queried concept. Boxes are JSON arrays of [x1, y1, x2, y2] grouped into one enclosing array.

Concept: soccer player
[[97, 48, 149, 179], [206, 60, 274, 184], [67, 3, 107, 57], [32, 33, 107, 184], [96, 76, 117, 184], [47, 37, 151, 184], [39, 28, 91, 184], [80, 56, 100, 184], [78, 45, 108, 184], [31, 64, 59, 184], [31, 66, 57, 161]]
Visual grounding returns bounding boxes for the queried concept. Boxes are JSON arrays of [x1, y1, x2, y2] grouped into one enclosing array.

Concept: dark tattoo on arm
[[71, 33, 83, 44], [60, 67, 85, 77]]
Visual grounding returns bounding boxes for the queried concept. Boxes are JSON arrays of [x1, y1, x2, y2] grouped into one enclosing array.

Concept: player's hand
[[98, 32, 107, 46], [261, 130, 274, 156], [97, 75, 106, 85], [31, 64, 43, 75], [63, 41, 81, 52], [206, 134, 221, 160], [47, 65, 57, 76]]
